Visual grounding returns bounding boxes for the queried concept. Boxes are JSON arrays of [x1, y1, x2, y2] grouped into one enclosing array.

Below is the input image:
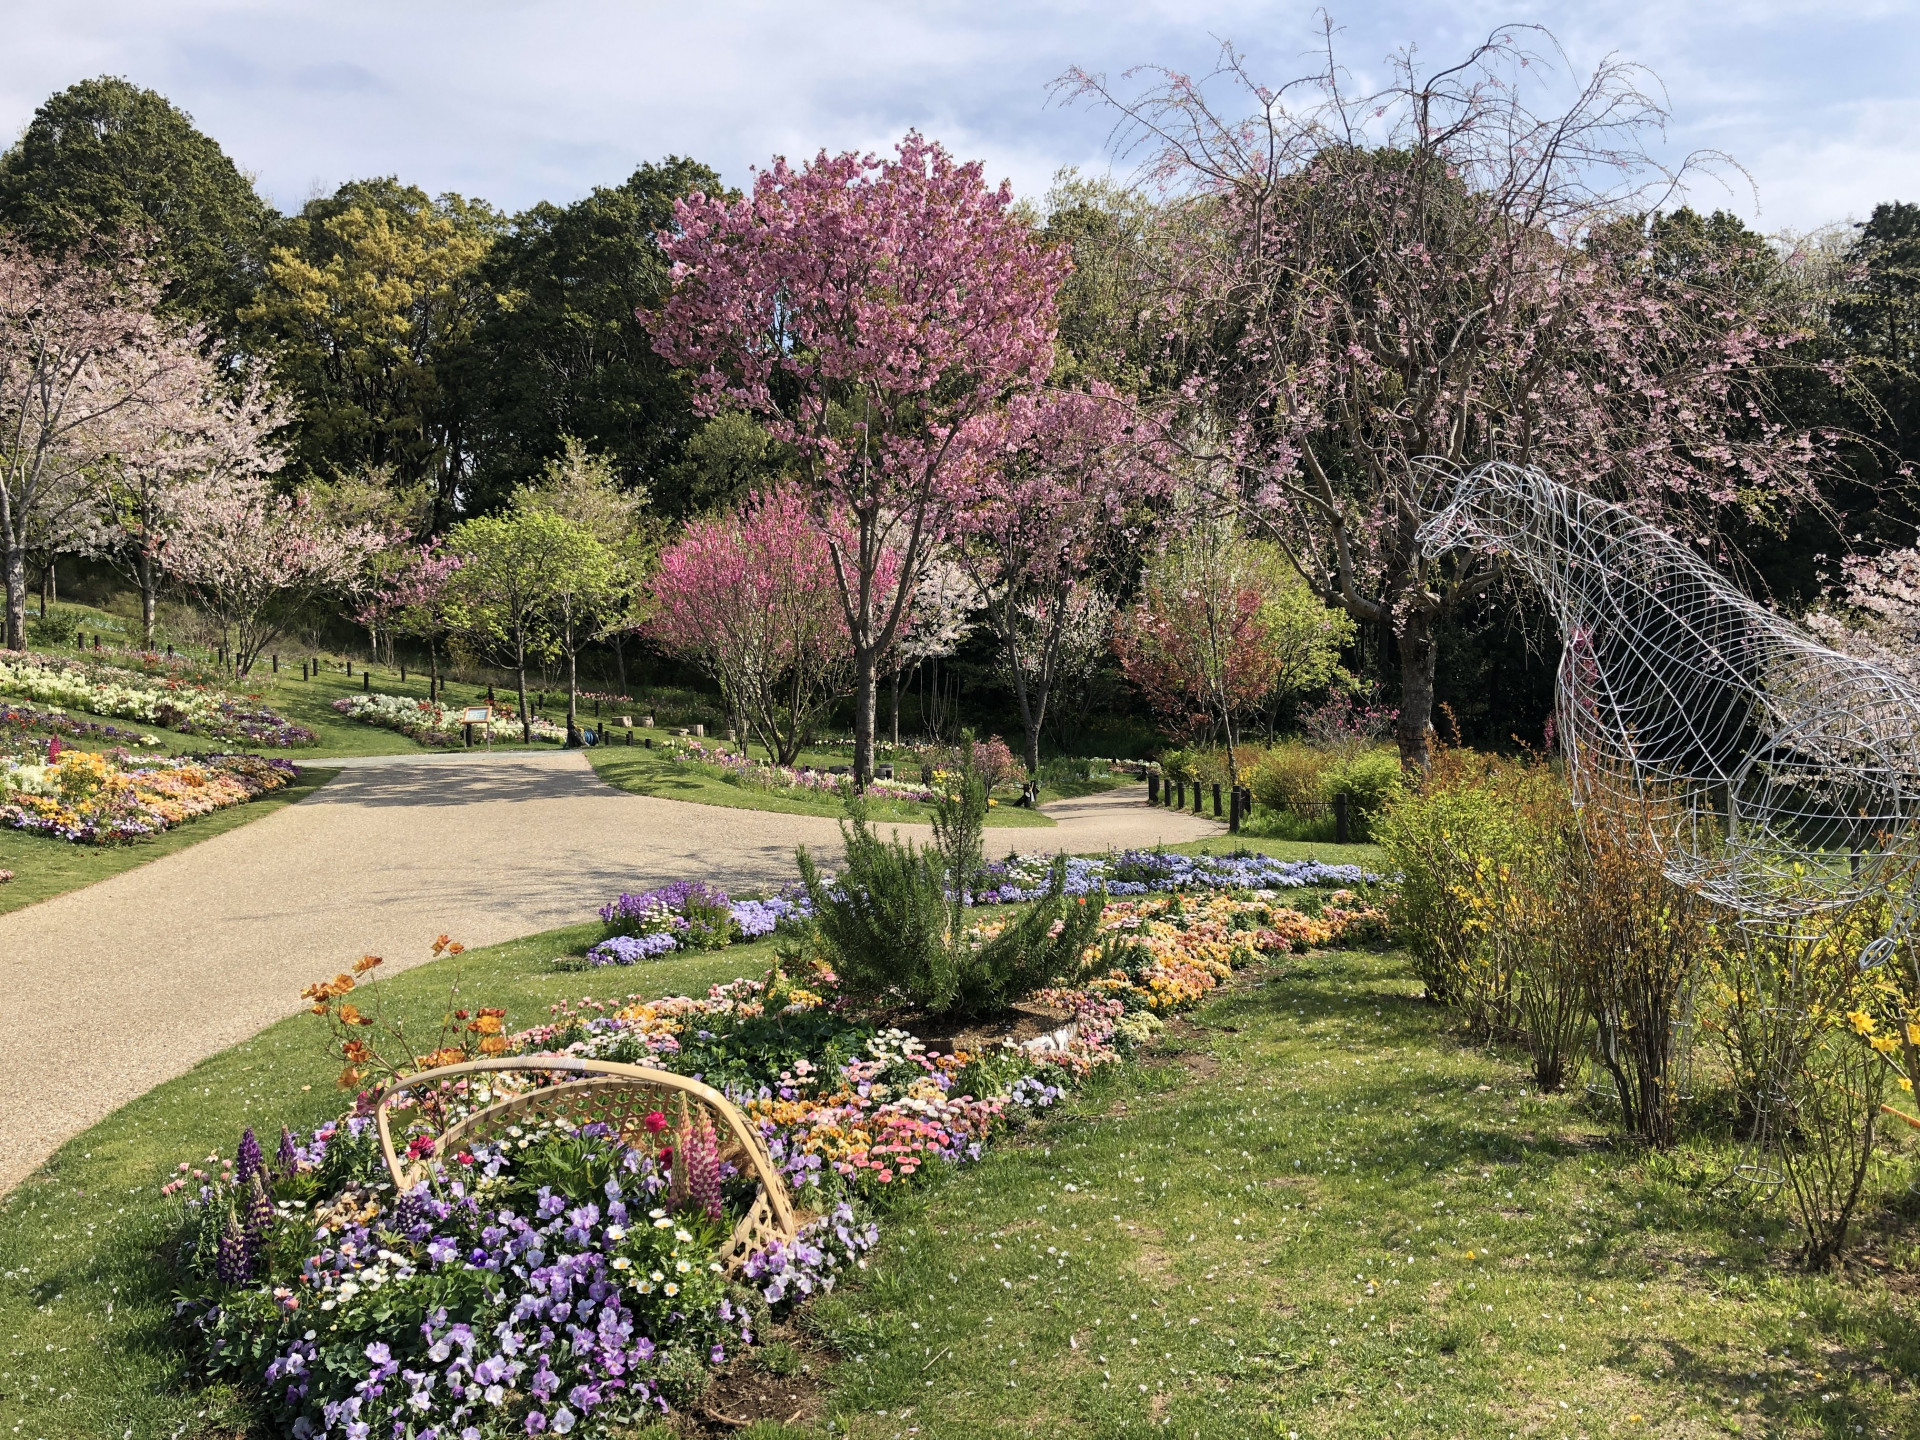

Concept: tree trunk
[[612, 633, 627, 697], [852, 647, 878, 786], [135, 550, 158, 648], [1396, 608, 1438, 772], [890, 665, 900, 748], [4, 540, 27, 651], [38, 562, 50, 618], [515, 632, 532, 743]]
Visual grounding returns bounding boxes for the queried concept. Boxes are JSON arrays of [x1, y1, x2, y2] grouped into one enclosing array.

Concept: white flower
[[675, 1259, 691, 1274], [611, 1257, 631, 1271], [675, 1229, 692, 1243], [664, 1283, 680, 1297]]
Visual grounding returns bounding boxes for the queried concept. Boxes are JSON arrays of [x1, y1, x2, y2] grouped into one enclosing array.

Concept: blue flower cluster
[[580, 889, 811, 965], [580, 933, 679, 966], [975, 850, 1384, 902], [738, 1201, 879, 1305]]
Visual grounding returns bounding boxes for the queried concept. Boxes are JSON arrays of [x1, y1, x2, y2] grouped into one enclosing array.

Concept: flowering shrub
[[0, 743, 298, 843], [0, 652, 315, 745], [331, 692, 567, 745]]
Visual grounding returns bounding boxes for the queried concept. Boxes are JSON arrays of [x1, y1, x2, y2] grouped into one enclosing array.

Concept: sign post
[[462, 705, 492, 750]]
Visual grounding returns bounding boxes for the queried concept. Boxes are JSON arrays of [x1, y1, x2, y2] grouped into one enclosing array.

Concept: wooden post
[[1147, 773, 1160, 805], [363, 671, 370, 693], [1212, 782, 1221, 818], [272, 653, 278, 674], [1192, 783, 1202, 815], [1334, 792, 1350, 845]]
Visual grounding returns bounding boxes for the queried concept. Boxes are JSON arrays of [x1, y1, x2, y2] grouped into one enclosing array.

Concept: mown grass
[[0, 766, 340, 917], [0, 926, 781, 1439], [588, 746, 1058, 828], [801, 948, 1920, 1439]]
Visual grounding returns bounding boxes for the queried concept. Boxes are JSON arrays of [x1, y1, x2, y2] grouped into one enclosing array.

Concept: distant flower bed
[[565, 880, 811, 967], [978, 848, 1385, 901], [0, 652, 315, 746], [0, 698, 163, 748], [0, 742, 298, 843], [667, 739, 941, 804], [332, 692, 567, 745]]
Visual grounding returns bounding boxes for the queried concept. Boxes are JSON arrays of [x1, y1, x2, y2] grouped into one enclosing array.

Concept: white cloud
[[0, 0, 1911, 230]]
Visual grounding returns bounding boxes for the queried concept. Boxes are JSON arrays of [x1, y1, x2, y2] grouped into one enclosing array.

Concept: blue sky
[[5, 1, 1914, 233]]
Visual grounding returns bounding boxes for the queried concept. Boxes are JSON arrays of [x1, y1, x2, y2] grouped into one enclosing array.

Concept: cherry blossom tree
[[896, 554, 981, 744], [360, 543, 464, 699], [1064, 29, 1850, 768], [956, 385, 1168, 774], [95, 365, 289, 648], [0, 238, 212, 650], [1111, 507, 1290, 791], [158, 474, 394, 676], [649, 485, 881, 765], [647, 132, 1065, 784]]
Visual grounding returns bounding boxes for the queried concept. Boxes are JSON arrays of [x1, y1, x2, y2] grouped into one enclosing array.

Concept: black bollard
[[626, 729, 633, 746], [1192, 783, 1202, 815], [1212, 782, 1221, 817], [1334, 792, 1350, 845], [1147, 773, 1159, 805], [363, 671, 370, 692], [272, 653, 278, 674]]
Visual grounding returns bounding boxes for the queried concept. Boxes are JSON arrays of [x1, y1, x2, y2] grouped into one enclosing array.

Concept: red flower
[[643, 1110, 667, 1134]]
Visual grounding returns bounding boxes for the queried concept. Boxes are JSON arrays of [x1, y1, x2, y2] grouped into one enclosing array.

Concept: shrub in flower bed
[[0, 651, 316, 745], [0, 698, 163, 748], [0, 740, 298, 842], [331, 692, 568, 745]]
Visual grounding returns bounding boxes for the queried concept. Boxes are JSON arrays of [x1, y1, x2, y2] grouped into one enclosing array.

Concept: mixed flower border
[[0, 740, 300, 843], [0, 651, 316, 747], [333, 693, 569, 747], [160, 869, 1389, 1437]]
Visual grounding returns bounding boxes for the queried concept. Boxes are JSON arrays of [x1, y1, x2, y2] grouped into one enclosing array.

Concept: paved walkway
[[0, 751, 1215, 1190]]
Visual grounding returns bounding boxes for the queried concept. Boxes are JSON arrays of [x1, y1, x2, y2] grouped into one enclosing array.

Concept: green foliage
[[800, 774, 1105, 1017], [0, 77, 273, 327], [467, 159, 731, 515], [24, 607, 82, 649], [1250, 742, 1336, 813], [1317, 748, 1406, 837]]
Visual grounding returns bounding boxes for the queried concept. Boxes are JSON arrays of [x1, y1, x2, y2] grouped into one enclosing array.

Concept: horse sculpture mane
[[1415, 462, 1920, 926]]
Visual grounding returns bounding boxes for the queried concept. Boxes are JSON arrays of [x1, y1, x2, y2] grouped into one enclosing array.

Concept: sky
[[2, 1, 1914, 235]]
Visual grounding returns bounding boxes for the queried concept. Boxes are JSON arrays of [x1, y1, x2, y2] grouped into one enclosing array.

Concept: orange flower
[[342, 1039, 372, 1064], [352, 954, 383, 974], [337, 1065, 362, 1090], [332, 973, 355, 993], [478, 1035, 509, 1056], [468, 1013, 504, 1036], [447, 942, 465, 955], [337, 1003, 372, 1027]]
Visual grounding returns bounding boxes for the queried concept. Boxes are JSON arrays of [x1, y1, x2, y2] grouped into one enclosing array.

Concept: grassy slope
[[0, 927, 780, 1439], [589, 746, 1059, 829], [9, 930, 1919, 1437], [0, 767, 341, 917]]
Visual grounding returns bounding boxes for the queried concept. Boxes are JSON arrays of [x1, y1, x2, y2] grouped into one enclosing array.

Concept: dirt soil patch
[[895, 998, 1076, 1055], [685, 1342, 825, 1434]]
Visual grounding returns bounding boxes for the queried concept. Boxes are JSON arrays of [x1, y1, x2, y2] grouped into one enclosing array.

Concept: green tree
[[0, 78, 274, 329], [442, 503, 596, 741], [1250, 547, 1356, 742], [240, 179, 501, 518], [467, 159, 728, 515]]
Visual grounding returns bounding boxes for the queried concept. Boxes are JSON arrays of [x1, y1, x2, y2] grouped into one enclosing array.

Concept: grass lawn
[[8, 928, 1918, 1437], [0, 765, 340, 917], [588, 745, 1059, 828]]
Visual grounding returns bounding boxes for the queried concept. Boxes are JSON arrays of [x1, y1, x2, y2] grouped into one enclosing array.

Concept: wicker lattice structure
[[374, 1057, 798, 1274], [1417, 462, 1920, 937]]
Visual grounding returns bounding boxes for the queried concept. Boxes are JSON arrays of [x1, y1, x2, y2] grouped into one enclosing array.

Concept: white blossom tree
[[158, 474, 393, 676]]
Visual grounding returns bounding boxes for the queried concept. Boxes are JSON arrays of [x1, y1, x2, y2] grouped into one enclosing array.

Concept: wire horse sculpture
[[1417, 463, 1920, 1179]]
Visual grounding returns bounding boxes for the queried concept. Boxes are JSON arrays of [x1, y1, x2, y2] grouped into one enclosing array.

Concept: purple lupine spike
[[275, 1125, 298, 1177], [235, 1127, 264, 1187], [243, 1170, 274, 1258], [215, 1205, 252, 1284]]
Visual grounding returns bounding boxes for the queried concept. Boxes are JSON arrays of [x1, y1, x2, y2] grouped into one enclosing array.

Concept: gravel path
[[0, 751, 1216, 1190]]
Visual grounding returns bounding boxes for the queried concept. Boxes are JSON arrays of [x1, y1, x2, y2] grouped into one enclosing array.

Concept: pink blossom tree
[[956, 385, 1168, 774], [359, 543, 464, 699], [0, 238, 214, 650], [647, 132, 1065, 784], [95, 364, 290, 648], [649, 485, 885, 765], [1065, 30, 1852, 768], [159, 475, 394, 676]]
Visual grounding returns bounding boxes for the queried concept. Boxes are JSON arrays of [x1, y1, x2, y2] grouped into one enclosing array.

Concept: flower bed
[[0, 652, 315, 746], [0, 742, 298, 842], [160, 868, 1386, 1435], [332, 692, 568, 745], [979, 848, 1384, 900], [1, 698, 163, 748], [668, 738, 942, 804], [568, 881, 809, 967]]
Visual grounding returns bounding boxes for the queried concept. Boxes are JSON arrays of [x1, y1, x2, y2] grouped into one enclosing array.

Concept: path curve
[[0, 751, 1216, 1189]]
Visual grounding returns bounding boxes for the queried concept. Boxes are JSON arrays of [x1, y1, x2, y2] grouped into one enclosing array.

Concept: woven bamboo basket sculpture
[[374, 1057, 799, 1274]]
